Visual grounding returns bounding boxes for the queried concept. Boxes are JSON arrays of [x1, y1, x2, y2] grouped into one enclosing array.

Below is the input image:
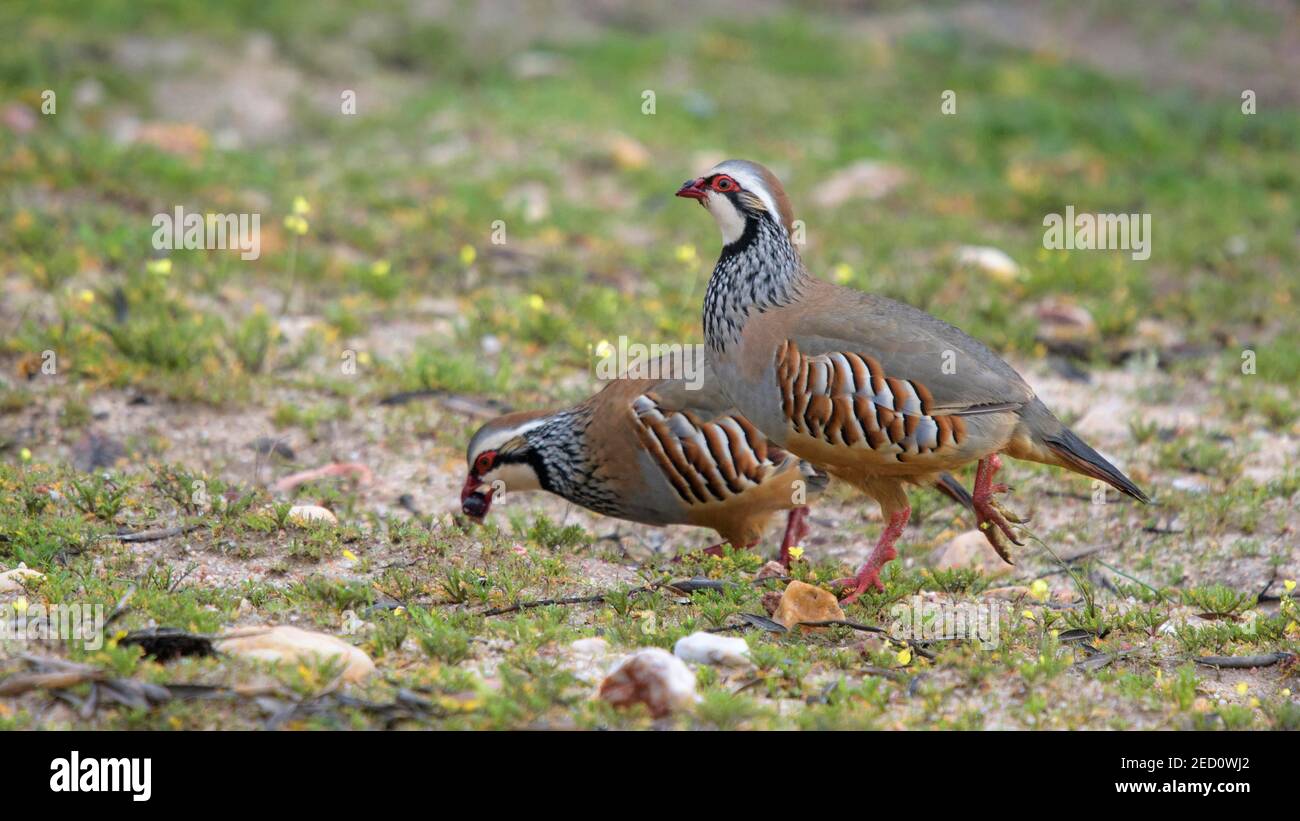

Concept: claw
[[831, 572, 885, 604], [973, 454, 1024, 563], [990, 498, 1029, 526]]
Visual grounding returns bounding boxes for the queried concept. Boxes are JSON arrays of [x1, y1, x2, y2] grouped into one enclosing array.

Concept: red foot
[[972, 454, 1024, 563], [831, 507, 910, 605], [778, 506, 811, 569]]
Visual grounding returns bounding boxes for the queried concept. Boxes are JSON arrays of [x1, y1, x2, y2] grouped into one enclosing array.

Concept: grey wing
[[795, 291, 1034, 416], [643, 355, 738, 418]]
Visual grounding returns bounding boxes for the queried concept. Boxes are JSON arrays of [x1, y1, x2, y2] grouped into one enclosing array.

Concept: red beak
[[676, 178, 708, 201], [460, 474, 494, 520]]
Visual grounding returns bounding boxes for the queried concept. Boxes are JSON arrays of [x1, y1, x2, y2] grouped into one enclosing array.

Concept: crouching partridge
[[678, 159, 1149, 603], [461, 357, 825, 565]]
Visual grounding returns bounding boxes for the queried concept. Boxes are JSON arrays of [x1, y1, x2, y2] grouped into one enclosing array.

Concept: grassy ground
[[1, 0, 1297, 729]]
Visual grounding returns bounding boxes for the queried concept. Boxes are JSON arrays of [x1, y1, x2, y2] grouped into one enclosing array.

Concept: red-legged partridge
[[677, 159, 1149, 602], [461, 358, 825, 565]]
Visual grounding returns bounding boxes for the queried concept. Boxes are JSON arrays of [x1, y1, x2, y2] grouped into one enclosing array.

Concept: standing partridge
[[677, 159, 1149, 603], [461, 357, 825, 565]]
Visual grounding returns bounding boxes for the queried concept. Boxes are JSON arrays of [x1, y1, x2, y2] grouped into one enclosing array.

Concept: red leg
[[778, 506, 811, 568], [830, 506, 910, 605], [972, 453, 1024, 563]]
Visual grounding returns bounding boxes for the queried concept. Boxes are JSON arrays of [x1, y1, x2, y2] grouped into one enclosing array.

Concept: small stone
[[1133, 318, 1184, 350], [813, 160, 907, 208], [673, 632, 750, 667], [566, 637, 615, 684], [509, 51, 570, 80], [215, 625, 374, 683], [0, 564, 43, 593], [855, 634, 886, 656], [772, 580, 844, 631], [288, 504, 338, 526], [761, 590, 783, 616], [570, 637, 610, 656], [606, 134, 650, 170], [480, 334, 503, 356], [1171, 475, 1210, 494], [929, 529, 1013, 576], [598, 648, 697, 717], [957, 245, 1020, 283], [754, 561, 786, 581], [1035, 298, 1097, 351]]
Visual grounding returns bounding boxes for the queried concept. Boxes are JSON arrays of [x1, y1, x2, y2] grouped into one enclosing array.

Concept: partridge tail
[[1015, 399, 1150, 503], [932, 472, 974, 511]]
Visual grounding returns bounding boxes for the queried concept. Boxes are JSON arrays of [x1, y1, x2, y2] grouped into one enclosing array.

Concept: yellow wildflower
[[283, 214, 309, 236], [1028, 579, 1050, 601]]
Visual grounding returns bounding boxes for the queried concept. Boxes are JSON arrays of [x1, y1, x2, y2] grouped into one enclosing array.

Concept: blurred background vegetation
[[1, 0, 1297, 422]]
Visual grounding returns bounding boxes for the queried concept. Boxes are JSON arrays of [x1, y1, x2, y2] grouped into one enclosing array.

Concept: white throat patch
[[482, 461, 542, 495], [704, 192, 748, 245]]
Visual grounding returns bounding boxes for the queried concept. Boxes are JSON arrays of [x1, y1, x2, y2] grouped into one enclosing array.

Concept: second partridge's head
[[461, 411, 548, 520], [676, 159, 795, 244]]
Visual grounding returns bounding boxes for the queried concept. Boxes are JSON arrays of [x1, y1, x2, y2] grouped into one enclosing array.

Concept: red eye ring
[[475, 451, 495, 473], [712, 175, 736, 192]]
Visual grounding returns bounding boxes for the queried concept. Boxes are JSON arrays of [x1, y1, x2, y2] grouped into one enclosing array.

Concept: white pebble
[[673, 631, 751, 667]]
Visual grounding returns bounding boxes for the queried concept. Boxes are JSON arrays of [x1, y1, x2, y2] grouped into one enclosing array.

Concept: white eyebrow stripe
[[708, 161, 781, 223]]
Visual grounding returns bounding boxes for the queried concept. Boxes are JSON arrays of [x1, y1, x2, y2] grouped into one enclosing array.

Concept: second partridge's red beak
[[460, 475, 494, 520], [676, 178, 708, 201]]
